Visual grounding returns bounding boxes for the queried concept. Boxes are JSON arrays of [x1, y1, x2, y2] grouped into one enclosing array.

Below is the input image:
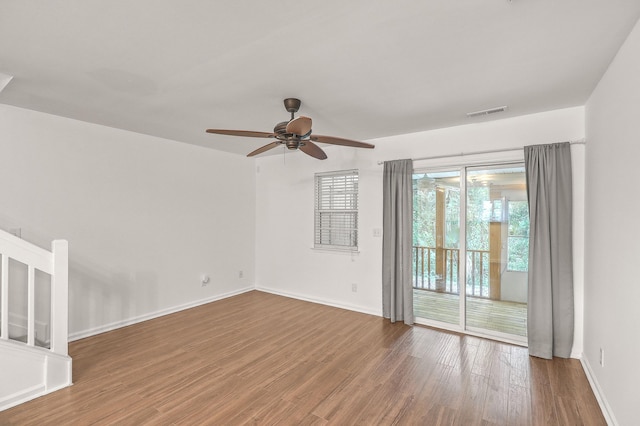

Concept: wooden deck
[[414, 289, 528, 337]]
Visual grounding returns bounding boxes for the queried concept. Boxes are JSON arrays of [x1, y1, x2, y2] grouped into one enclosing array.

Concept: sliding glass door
[[464, 166, 528, 340], [412, 170, 461, 326], [413, 164, 529, 343]]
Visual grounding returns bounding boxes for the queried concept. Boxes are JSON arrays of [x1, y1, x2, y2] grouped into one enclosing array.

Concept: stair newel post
[[50, 240, 68, 356]]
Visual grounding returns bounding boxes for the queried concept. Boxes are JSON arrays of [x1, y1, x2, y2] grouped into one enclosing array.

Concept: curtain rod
[[376, 139, 586, 165]]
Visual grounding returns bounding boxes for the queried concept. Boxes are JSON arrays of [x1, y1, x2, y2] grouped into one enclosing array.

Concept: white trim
[[27, 265, 35, 346], [0, 379, 72, 413], [0, 340, 72, 412], [315, 168, 358, 177], [459, 167, 468, 332], [570, 348, 582, 359], [1, 254, 9, 340], [0, 338, 50, 360], [255, 286, 381, 317], [413, 157, 525, 174], [50, 240, 68, 356], [310, 247, 360, 255], [311, 245, 360, 253], [0, 384, 46, 412], [43, 381, 73, 395], [0, 370, 73, 412], [0, 383, 72, 413], [0, 229, 53, 274], [378, 139, 586, 166], [580, 354, 618, 426], [68, 286, 254, 341]]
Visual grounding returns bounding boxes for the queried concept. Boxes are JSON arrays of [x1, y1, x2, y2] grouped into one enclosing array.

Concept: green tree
[[466, 186, 489, 251], [508, 200, 530, 271], [412, 175, 436, 247]]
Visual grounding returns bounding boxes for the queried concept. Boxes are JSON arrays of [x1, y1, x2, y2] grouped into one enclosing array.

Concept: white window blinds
[[314, 170, 358, 250]]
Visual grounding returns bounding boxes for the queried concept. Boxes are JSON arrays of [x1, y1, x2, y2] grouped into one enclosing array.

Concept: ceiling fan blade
[[247, 141, 281, 157], [299, 141, 327, 160], [206, 129, 275, 138], [310, 135, 375, 149], [286, 116, 312, 136]]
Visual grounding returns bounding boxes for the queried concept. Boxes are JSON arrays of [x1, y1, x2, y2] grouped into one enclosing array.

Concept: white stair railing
[[0, 229, 68, 357]]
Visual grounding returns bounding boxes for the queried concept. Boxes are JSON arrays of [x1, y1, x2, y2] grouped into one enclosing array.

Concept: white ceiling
[[1, 1, 639, 157]]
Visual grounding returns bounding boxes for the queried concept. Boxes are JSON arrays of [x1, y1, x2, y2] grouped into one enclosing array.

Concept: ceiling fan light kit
[[206, 98, 374, 160]]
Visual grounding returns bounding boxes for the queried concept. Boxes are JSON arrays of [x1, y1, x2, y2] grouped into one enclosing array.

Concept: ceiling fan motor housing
[[283, 98, 301, 114], [273, 121, 288, 135]]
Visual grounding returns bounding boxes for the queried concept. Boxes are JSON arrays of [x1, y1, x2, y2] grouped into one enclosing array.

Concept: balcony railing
[[412, 245, 490, 298]]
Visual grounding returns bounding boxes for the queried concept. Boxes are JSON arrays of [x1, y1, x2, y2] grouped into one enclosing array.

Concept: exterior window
[[314, 170, 358, 250], [507, 200, 530, 271]]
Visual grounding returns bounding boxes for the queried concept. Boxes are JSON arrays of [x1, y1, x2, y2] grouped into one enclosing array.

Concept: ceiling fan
[[206, 98, 375, 160]]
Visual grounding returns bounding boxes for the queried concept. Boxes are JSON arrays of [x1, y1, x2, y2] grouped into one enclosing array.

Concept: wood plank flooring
[[0, 291, 604, 425], [414, 290, 528, 337]]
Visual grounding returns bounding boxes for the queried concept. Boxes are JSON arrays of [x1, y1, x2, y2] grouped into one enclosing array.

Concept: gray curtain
[[382, 159, 414, 325], [524, 142, 574, 359]]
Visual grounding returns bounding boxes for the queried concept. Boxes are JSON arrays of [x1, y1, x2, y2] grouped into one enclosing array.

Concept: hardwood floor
[[0, 291, 604, 425]]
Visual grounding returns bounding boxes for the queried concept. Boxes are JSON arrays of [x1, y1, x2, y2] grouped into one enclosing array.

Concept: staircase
[[0, 229, 71, 411]]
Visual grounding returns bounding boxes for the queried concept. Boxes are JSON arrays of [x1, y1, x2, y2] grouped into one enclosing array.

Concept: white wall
[[584, 17, 640, 426], [255, 107, 585, 355], [0, 105, 255, 338]]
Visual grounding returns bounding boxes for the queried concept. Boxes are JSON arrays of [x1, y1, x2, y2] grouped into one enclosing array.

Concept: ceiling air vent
[[466, 106, 508, 118]]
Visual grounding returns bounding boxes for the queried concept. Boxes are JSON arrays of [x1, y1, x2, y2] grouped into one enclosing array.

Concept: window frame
[[314, 169, 359, 251]]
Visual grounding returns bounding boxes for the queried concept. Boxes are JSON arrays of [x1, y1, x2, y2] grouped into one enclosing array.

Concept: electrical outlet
[[351, 283, 358, 292], [600, 348, 605, 367], [239, 270, 244, 279], [201, 275, 210, 287]]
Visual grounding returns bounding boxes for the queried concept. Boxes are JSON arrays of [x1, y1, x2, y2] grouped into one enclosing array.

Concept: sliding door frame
[[459, 166, 468, 335], [413, 156, 528, 347]]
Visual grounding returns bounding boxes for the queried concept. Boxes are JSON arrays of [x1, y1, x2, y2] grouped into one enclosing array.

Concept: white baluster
[[50, 240, 68, 356], [27, 265, 35, 346]]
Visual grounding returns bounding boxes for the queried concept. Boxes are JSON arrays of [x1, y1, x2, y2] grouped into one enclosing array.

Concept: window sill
[[311, 246, 360, 255]]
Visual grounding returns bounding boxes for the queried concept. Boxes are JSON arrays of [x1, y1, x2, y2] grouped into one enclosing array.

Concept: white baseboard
[[0, 341, 72, 412], [0, 384, 46, 412], [580, 354, 617, 426], [255, 286, 382, 317], [0, 375, 71, 413], [69, 286, 254, 341]]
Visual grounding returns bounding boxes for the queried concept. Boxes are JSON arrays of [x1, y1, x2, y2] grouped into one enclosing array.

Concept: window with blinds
[[314, 170, 358, 250]]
